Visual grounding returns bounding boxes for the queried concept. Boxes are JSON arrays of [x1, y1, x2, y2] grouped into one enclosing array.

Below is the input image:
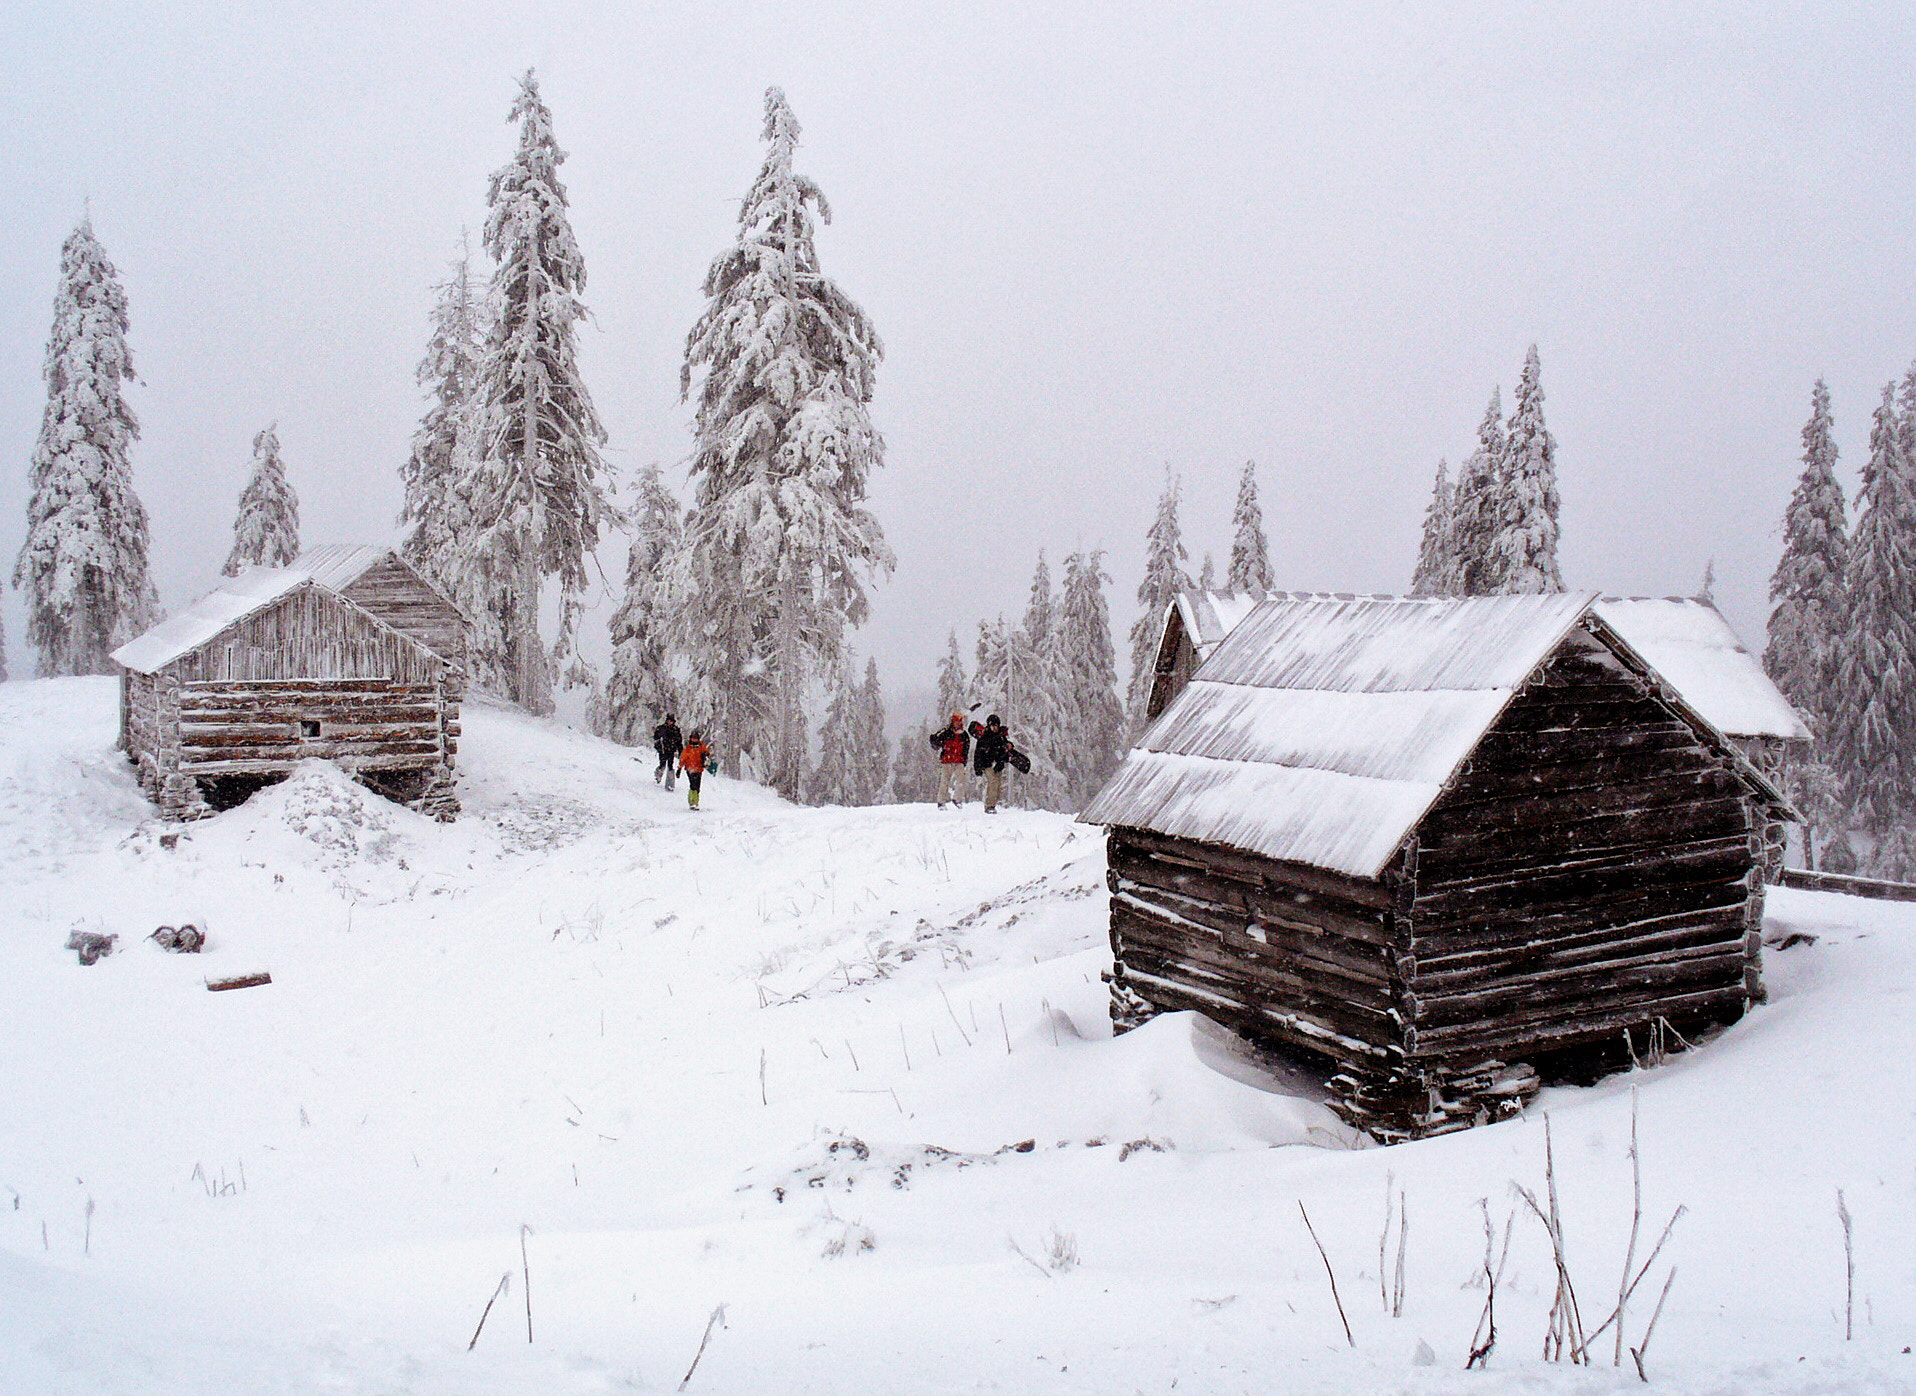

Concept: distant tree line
[[1763, 370, 1916, 877]]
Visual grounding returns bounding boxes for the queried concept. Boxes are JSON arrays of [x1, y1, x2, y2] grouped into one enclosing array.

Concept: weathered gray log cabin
[[111, 546, 467, 821], [1143, 590, 1268, 721], [1081, 592, 1796, 1141]]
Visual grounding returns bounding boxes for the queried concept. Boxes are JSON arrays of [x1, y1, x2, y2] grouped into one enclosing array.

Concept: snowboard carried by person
[[968, 714, 1021, 813]]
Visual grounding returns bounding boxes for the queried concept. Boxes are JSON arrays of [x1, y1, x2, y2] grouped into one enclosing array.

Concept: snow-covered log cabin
[[111, 547, 467, 821], [1081, 592, 1796, 1142], [1143, 590, 1267, 722]]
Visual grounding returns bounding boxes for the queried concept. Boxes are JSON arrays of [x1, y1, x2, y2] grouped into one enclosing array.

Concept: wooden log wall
[[122, 583, 460, 821], [339, 555, 468, 668], [1105, 826, 1404, 1074], [1407, 640, 1762, 1069], [167, 586, 442, 686], [173, 679, 445, 776]]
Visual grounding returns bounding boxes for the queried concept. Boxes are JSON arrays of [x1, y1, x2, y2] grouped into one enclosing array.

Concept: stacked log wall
[[1407, 640, 1762, 1067], [173, 679, 444, 776], [1105, 826, 1404, 1076]]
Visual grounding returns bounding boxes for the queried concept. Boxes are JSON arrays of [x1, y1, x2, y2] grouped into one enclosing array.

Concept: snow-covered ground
[[1, 677, 1911, 1394]]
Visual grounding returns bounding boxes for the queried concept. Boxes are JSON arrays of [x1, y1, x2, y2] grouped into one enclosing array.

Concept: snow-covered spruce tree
[[671, 87, 893, 798], [1198, 553, 1216, 590], [1227, 459, 1274, 592], [1125, 466, 1191, 724], [808, 654, 862, 806], [1409, 458, 1455, 594], [1765, 384, 1848, 741], [13, 218, 159, 675], [592, 464, 684, 746], [222, 425, 300, 575], [1482, 346, 1563, 594], [1059, 548, 1126, 806], [855, 656, 889, 804], [1829, 381, 1916, 838], [936, 629, 969, 719], [1450, 388, 1505, 595], [459, 71, 613, 715], [887, 727, 922, 803], [400, 239, 488, 597]]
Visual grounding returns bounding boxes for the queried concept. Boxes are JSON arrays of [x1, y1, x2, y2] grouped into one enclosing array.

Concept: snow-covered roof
[[1083, 591, 1786, 881], [111, 567, 319, 674], [1592, 597, 1809, 743], [294, 544, 393, 593], [110, 545, 430, 675], [1172, 590, 1269, 660]]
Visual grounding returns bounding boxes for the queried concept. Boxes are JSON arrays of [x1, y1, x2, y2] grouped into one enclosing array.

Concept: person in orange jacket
[[679, 730, 713, 810]]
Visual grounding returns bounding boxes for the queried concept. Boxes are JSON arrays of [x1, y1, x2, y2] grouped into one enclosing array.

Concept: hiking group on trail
[[929, 711, 1030, 813], [641, 707, 1027, 813], [649, 713, 714, 810]]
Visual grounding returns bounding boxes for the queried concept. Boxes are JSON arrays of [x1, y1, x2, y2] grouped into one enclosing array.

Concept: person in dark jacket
[[928, 712, 970, 808], [970, 714, 1013, 813], [652, 713, 684, 790]]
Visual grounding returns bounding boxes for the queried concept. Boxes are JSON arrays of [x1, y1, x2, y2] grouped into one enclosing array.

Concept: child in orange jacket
[[679, 731, 712, 810]]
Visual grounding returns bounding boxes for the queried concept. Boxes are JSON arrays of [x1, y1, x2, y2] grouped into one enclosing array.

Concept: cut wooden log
[[206, 972, 272, 992]]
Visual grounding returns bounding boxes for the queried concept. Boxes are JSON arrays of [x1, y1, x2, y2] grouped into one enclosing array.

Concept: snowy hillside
[[1, 677, 1911, 1393]]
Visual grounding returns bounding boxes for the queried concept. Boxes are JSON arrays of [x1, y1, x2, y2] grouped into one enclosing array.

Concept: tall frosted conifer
[[674, 87, 892, 797], [1226, 459, 1273, 592], [809, 655, 862, 805], [463, 71, 612, 715], [935, 629, 968, 719], [1451, 389, 1505, 595], [593, 465, 683, 746], [856, 657, 888, 802], [1831, 381, 1916, 836], [1765, 378, 1848, 739], [1485, 346, 1563, 593], [1410, 458, 1455, 594], [14, 218, 158, 674], [401, 240, 488, 595], [1126, 466, 1191, 723], [1060, 548, 1125, 805], [222, 425, 300, 575]]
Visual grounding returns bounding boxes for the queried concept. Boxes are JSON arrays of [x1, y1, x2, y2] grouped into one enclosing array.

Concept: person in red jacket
[[927, 712, 970, 808], [679, 730, 713, 810]]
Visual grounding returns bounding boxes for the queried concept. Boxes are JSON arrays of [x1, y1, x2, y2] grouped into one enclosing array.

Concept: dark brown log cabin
[[111, 549, 466, 821], [1080, 593, 1796, 1142]]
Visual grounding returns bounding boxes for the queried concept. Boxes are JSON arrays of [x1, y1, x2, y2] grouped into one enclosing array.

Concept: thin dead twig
[[467, 1271, 511, 1351], [1298, 1200, 1354, 1348]]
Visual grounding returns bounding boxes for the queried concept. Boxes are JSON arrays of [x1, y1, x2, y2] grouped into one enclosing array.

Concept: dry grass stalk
[[520, 1223, 534, 1343], [467, 1271, 511, 1351], [678, 1304, 728, 1390], [1514, 1115, 1586, 1363], [1837, 1188, 1854, 1340], [1297, 1200, 1354, 1347], [1628, 1266, 1676, 1382], [1466, 1199, 1513, 1370]]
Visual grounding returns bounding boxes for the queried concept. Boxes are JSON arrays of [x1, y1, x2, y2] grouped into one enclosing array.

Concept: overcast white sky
[[4, 3, 1914, 720]]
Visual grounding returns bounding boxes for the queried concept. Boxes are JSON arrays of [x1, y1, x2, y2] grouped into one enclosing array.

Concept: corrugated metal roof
[[295, 544, 391, 592], [1173, 590, 1268, 659], [1084, 594, 1602, 879], [1593, 597, 1809, 742], [1201, 591, 1597, 693]]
